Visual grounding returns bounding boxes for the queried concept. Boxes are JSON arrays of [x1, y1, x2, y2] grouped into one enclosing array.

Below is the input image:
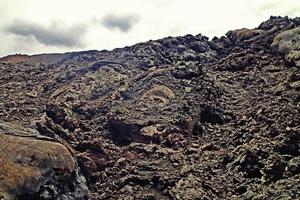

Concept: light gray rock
[[271, 27, 300, 54]]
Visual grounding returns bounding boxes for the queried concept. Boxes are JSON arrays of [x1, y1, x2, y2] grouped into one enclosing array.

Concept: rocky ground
[[0, 16, 299, 200]]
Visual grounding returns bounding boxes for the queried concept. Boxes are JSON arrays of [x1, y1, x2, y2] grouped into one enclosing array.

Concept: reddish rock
[[0, 134, 88, 200]]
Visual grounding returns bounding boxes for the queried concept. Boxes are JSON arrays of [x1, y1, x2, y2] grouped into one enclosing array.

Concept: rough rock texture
[[271, 27, 300, 53], [271, 27, 300, 68], [0, 123, 89, 200], [0, 16, 299, 199]]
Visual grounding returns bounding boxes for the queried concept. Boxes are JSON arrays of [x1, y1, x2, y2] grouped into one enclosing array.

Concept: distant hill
[[0, 53, 70, 64]]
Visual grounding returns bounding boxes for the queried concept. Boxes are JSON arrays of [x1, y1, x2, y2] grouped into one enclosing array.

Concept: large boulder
[[271, 27, 300, 54], [0, 133, 89, 200], [271, 27, 300, 67]]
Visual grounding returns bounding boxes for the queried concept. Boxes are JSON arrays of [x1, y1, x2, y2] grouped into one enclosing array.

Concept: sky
[[0, 0, 299, 57]]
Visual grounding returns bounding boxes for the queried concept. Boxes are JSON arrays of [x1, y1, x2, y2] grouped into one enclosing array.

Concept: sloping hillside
[[0, 16, 299, 200]]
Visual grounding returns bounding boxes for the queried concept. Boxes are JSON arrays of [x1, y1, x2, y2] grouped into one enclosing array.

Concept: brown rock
[[0, 134, 76, 200], [226, 28, 263, 42], [139, 84, 175, 106], [139, 124, 165, 138]]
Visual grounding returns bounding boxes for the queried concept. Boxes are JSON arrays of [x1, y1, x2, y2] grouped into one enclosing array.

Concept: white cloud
[[0, 0, 299, 57]]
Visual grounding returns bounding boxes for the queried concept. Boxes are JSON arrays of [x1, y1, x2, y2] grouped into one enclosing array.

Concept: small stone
[[263, 65, 281, 72], [290, 81, 300, 89], [185, 87, 192, 92]]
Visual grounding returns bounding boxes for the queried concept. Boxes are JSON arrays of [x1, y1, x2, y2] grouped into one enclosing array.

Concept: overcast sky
[[0, 0, 299, 57]]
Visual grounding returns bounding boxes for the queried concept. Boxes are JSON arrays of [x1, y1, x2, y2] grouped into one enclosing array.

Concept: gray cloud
[[5, 20, 87, 47], [101, 14, 140, 32]]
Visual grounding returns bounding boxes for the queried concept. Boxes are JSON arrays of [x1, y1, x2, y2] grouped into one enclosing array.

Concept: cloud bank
[[5, 20, 87, 47]]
